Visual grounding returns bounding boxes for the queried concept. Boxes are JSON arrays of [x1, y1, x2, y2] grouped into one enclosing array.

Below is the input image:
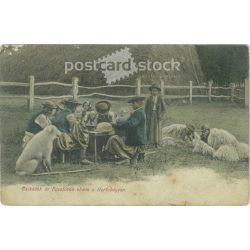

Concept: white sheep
[[235, 142, 249, 161], [162, 124, 187, 138], [162, 124, 198, 147], [207, 128, 238, 150], [198, 128, 249, 161], [213, 144, 240, 162], [207, 128, 248, 161], [162, 136, 178, 146], [163, 124, 248, 162], [192, 138, 215, 157]]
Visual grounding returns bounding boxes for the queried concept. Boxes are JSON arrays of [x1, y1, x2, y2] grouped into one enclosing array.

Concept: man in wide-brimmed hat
[[53, 98, 82, 132], [95, 100, 116, 124], [145, 83, 166, 147], [50, 99, 68, 123], [22, 101, 57, 148], [53, 98, 93, 165], [85, 100, 117, 158], [105, 96, 147, 165]]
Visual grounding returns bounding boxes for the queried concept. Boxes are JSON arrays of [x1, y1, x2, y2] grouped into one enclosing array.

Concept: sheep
[[235, 142, 249, 161], [162, 123, 196, 141], [192, 138, 215, 157], [162, 124, 186, 138], [207, 128, 238, 150], [213, 145, 240, 162], [163, 124, 248, 162], [16, 125, 61, 176], [207, 128, 248, 162], [162, 123, 198, 148], [162, 136, 178, 146]]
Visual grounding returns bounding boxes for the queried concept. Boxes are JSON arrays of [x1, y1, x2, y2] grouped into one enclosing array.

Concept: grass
[[0, 97, 249, 186]]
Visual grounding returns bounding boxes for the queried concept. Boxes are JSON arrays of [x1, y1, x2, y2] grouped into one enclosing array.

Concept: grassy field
[[0, 97, 249, 186]]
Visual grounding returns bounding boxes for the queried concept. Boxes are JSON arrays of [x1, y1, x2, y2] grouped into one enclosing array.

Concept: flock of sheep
[[162, 124, 249, 162]]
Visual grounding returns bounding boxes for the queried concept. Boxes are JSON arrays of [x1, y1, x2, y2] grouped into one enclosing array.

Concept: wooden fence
[[0, 76, 249, 111]]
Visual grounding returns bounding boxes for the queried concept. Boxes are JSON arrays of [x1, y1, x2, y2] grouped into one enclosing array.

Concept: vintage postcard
[[0, 44, 249, 205]]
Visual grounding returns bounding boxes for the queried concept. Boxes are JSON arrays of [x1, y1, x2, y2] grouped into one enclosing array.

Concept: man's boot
[[80, 149, 93, 165], [130, 152, 139, 166], [115, 158, 130, 165], [137, 153, 145, 162]]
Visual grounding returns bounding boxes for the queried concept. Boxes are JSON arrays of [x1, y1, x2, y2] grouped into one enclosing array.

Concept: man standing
[[145, 84, 166, 147], [22, 101, 56, 148], [105, 96, 147, 165]]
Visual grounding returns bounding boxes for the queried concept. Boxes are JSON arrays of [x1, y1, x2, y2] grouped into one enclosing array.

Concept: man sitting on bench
[[53, 98, 93, 165], [105, 96, 147, 165]]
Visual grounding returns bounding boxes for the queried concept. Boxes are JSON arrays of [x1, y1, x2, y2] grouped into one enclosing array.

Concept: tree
[[196, 45, 249, 86]]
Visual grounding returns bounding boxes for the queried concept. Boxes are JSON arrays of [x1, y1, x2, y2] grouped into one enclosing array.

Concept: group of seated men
[[22, 96, 147, 165]]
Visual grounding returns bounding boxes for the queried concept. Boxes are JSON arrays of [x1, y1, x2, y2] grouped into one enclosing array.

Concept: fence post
[[245, 78, 249, 107], [72, 77, 79, 101], [29, 75, 35, 112], [189, 81, 193, 104], [160, 78, 165, 96], [136, 77, 141, 96], [208, 81, 213, 102], [231, 83, 235, 102]]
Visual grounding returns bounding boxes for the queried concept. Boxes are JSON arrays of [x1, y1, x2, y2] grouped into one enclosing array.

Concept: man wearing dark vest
[[53, 98, 93, 165], [105, 96, 147, 165], [22, 101, 56, 148]]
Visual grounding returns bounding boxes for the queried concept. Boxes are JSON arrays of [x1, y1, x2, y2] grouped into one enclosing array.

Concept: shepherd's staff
[[32, 168, 92, 176]]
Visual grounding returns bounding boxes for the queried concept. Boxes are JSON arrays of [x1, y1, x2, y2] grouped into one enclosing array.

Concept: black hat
[[95, 100, 111, 114], [201, 124, 210, 131], [149, 84, 161, 92], [128, 96, 145, 103]]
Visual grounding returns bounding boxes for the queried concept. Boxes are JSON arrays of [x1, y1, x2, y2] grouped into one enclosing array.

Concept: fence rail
[[0, 82, 28, 86], [0, 76, 248, 111]]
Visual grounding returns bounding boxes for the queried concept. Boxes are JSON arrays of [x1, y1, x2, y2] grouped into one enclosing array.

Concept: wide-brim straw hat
[[149, 84, 161, 91], [95, 122, 115, 135], [42, 101, 57, 109], [95, 101, 111, 114]]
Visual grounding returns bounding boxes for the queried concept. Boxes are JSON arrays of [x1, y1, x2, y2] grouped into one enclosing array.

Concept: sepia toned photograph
[[0, 44, 249, 205]]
